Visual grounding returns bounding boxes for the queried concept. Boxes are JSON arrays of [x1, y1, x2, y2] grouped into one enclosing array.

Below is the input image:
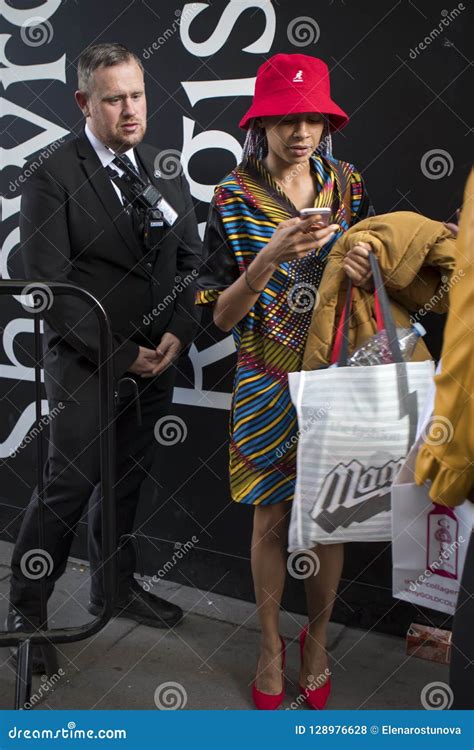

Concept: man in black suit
[[7, 43, 202, 664]]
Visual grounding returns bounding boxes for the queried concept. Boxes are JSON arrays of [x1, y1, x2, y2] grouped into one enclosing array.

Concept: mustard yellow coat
[[303, 211, 457, 371], [415, 170, 474, 507]]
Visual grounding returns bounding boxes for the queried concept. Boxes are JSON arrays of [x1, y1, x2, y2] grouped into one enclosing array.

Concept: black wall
[[1, 0, 471, 635]]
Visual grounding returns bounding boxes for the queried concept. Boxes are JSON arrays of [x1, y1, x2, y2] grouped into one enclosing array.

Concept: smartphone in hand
[[299, 207, 332, 228]]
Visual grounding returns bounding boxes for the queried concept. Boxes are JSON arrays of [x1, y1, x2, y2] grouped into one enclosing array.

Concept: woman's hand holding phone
[[261, 215, 340, 267], [299, 207, 332, 229]]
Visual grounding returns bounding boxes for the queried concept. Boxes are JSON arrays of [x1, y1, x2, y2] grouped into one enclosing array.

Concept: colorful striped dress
[[196, 154, 373, 506]]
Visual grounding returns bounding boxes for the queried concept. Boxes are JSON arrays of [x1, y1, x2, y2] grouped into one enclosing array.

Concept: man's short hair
[[77, 43, 144, 94]]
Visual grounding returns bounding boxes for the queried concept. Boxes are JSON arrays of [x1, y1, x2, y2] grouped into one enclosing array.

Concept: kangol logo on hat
[[239, 53, 349, 132]]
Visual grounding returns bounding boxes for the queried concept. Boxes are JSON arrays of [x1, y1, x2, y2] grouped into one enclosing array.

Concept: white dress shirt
[[84, 123, 139, 205]]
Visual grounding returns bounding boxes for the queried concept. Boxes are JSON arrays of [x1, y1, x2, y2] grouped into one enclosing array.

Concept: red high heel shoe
[[299, 625, 331, 709], [252, 636, 286, 710]]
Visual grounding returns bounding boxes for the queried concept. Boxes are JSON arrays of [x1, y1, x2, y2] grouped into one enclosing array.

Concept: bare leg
[[300, 543, 344, 689], [251, 502, 290, 693]]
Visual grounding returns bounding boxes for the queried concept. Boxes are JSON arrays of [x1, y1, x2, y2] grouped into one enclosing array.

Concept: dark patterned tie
[[110, 154, 143, 243], [112, 153, 140, 178]]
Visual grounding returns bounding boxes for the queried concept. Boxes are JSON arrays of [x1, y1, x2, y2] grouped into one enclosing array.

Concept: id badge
[[158, 197, 178, 227]]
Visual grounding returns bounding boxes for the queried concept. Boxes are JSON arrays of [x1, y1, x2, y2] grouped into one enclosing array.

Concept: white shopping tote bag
[[288, 254, 434, 550]]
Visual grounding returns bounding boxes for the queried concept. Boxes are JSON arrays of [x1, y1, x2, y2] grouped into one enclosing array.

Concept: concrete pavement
[[0, 541, 448, 711]]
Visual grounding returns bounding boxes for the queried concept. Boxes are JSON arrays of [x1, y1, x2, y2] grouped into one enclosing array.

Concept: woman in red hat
[[197, 53, 374, 710]]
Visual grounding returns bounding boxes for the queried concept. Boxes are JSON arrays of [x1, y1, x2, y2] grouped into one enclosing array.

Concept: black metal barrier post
[[0, 281, 117, 709]]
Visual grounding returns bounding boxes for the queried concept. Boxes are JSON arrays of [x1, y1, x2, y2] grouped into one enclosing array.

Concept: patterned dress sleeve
[[349, 169, 375, 225], [196, 197, 240, 306]]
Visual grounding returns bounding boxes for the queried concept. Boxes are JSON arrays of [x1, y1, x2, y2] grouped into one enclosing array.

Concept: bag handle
[[331, 284, 353, 366], [331, 252, 403, 367], [330, 282, 384, 365], [369, 252, 403, 363]]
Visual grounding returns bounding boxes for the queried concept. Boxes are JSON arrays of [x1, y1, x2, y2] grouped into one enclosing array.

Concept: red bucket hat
[[239, 53, 349, 132]]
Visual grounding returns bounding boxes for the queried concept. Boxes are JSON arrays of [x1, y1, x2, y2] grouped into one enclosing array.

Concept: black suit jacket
[[19, 132, 202, 401]]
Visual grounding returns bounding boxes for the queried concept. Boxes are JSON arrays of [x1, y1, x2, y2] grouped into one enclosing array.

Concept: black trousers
[[9, 368, 175, 617], [450, 531, 474, 709]]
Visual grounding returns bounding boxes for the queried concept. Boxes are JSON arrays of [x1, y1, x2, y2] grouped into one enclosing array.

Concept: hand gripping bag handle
[[331, 252, 403, 367]]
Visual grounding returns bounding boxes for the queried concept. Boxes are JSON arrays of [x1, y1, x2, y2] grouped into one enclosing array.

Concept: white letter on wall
[[181, 116, 242, 203], [0, 0, 62, 25], [182, 77, 255, 107], [180, 1, 275, 56], [0, 36, 66, 89], [1, 99, 69, 169]]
